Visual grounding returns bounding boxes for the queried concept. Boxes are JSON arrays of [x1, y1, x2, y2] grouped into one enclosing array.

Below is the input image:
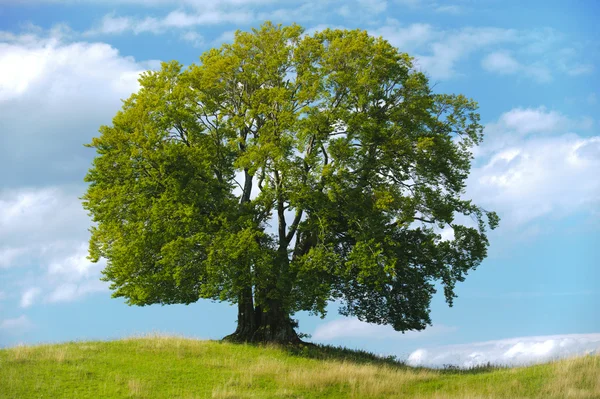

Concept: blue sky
[[0, 0, 598, 367]]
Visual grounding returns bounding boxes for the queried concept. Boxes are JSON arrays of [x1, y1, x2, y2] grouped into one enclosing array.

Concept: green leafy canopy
[[83, 22, 499, 335]]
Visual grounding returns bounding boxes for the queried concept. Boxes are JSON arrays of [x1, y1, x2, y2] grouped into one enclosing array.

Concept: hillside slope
[[1, 336, 598, 398]]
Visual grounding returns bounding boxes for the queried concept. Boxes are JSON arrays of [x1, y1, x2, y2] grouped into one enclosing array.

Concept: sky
[[0, 0, 599, 368]]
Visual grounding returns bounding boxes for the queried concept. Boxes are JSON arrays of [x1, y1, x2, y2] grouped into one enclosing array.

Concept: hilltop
[[1, 336, 598, 398]]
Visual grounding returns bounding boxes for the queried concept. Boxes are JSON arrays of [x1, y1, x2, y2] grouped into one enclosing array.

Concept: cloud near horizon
[[407, 333, 600, 368]]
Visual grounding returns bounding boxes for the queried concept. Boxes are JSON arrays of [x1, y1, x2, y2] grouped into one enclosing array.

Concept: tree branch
[[286, 209, 303, 243]]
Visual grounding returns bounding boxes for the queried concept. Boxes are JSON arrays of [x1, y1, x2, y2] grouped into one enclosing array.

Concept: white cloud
[[416, 27, 519, 79], [0, 29, 156, 308], [481, 50, 552, 83], [47, 280, 107, 303], [20, 287, 41, 308], [0, 30, 157, 187], [498, 106, 569, 135], [0, 186, 109, 305], [481, 51, 520, 74], [0, 315, 33, 331], [180, 31, 204, 47], [0, 187, 89, 246], [467, 107, 599, 228], [357, 0, 387, 14], [470, 135, 600, 227], [434, 5, 462, 14], [41, 240, 108, 303], [0, 247, 28, 268], [555, 47, 594, 76], [0, 36, 143, 101], [438, 226, 455, 242], [47, 242, 106, 282], [313, 317, 457, 340], [85, 9, 254, 36], [212, 30, 236, 46], [407, 333, 600, 368], [373, 21, 591, 81], [373, 21, 525, 80], [92, 14, 132, 35], [477, 107, 594, 156], [372, 21, 436, 53]]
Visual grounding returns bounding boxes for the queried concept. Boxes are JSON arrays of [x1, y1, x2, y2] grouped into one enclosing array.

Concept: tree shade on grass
[[82, 22, 499, 343]]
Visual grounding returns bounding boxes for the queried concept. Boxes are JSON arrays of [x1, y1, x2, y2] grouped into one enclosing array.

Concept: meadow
[[0, 335, 598, 398]]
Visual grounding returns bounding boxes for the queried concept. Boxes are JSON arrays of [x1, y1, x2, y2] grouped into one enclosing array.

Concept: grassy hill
[[1, 336, 598, 398]]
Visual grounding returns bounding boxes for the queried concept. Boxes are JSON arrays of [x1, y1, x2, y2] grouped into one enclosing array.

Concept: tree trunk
[[224, 295, 302, 344], [251, 300, 302, 344], [223, 286, 256, 342]]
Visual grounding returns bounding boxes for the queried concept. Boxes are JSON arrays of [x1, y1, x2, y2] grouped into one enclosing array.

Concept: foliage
[[83, 22, 499, 342]]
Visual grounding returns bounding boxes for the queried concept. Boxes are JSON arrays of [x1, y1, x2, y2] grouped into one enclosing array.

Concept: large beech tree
[[83, 22, 499, 343]]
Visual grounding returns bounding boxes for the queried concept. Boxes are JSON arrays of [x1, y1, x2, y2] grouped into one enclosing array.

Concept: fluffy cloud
[[0, 187, 90, 247], [312, 317, 457, 340], [45, 243, 108, 303], [85, 10, 253, 36], [416, 27, 520, 79], [467, 107, 599, 228], [20, 288, 41, 308], [372, 21, 593, 81], [373, 21, 524, 79], [555, 47, 595, 76], [372, 22, 436, 53], [0, 29, 155, 187], [47, 280, 107, 304], [481, 51, 551, 82], [474, 106, 593, 158], [0, 247, 28, 268], [407, 333, 600, 368], [481, 51, 521, 74], [180, 31, 204, 47], [497, 106, 571, 135], [357, 0, 387, 14], [0, 186, 108, 304]]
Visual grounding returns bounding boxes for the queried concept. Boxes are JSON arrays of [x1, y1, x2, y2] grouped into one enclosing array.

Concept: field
[[1, 336, 598, 398]]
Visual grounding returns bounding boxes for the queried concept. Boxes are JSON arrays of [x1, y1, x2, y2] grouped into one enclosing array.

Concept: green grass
[[1, 335, 598, 398]]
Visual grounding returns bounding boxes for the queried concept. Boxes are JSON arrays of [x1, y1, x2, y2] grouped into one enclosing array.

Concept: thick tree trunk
[[223, 286, 256, 342], [251, 300, 302, 344], [224, 295, 302, 344]]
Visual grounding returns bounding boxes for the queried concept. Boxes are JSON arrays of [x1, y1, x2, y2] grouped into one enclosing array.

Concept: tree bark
[[223, 286, 255, 342], [224, 298, 302, 344]]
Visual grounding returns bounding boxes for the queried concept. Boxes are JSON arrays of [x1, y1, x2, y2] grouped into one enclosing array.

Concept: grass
[[0, 335, 598, 398]]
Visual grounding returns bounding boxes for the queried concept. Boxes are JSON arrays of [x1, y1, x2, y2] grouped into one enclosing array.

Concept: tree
[[82, 22, 499, 344]]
